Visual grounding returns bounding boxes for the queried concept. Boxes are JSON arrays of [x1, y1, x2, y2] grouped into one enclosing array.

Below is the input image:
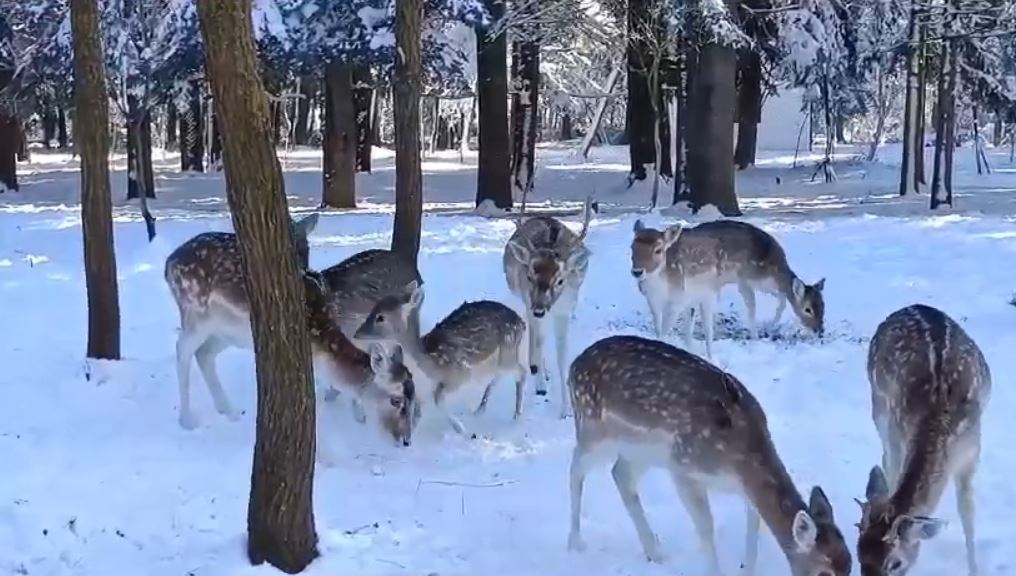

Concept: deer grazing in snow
[[857, 304, 991, 576], [354, 280, 529, 435], [567, 335, 852, 576], [630, 219, 825, 358], [164, 214, 419, 446], [503, 197, 593, 418]]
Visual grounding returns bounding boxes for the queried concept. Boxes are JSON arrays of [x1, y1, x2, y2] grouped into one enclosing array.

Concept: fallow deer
[[857, 304, 991, 576], [503, 197, 593, 418], [164, 215, 418, 445], [354, 280, 529, 435], [568, 335, 852, 576], [630, 219, 825, 358]]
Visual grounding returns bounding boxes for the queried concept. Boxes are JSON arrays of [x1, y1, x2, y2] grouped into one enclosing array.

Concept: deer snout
[[631, 268, 645, 279], [533, 307, 546, 318]]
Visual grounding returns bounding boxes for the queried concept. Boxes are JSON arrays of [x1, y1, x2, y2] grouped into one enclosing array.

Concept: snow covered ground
[[2, 143, 1016, 576]]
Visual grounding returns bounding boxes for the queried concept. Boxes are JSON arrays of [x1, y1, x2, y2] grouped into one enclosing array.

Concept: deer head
[[354, 280, 425, 343], [630, 219, 682, 280], [791, 277, 826, 335], [856, 466, 946, 576], [507, 230, 590, 318], [788, 487, 854, 576]]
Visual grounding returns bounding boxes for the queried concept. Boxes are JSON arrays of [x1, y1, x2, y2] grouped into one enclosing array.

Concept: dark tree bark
[[915, 23, 928, 185], [673, 35, 690, 205], [166, 104, 178, 151], [0, 114, 18, 191], [560, 113, 573, 140], [16, 122, 28, 162], [58, 108, 69, 149], [898, 3, 921, 196], [127, 96, 156, 199], [294, 75, 314, 146], [71, 0, 120, 359], [42, 108, 57, 149], [210, 111, 223, 169], [392, 0, 423, 263], [322, 61, 357, 208], [474, 0, 511, 209], [353, 64, 373, 173], [510, 38, 540, 206], [196, 2, 319, 573], [993, 108, 1004, 147], [734, 50, 762, 170], [180, 81, 205, 172], [931, 34, 958, 210], [686, 9, 740, 216], [626, 0, 671, 181]]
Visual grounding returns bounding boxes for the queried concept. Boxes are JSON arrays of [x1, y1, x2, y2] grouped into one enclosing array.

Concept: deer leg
[[612, 457, 663, 563], [350, 396, 367, 424], [528, 311, 548, 396], [660, 300, 680, 339], [553, 310, 573, 419], [700, 299, 716, 360], [568, 444, 591, 553], [175, 329, 206, 430], [194, 337, 237, 420], [956, 461, 979, 576], [682, 306, 697, 352], [434, 381, 466, 435], [474, 378, 497, 416], [772, 295, 787, 326], [673, 474, 722, 576], [737, 282, 757, 338], [742, 500, 760, 576]]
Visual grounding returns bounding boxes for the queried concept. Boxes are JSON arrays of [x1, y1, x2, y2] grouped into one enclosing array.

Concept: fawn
[[503, 197, 593, 417], [354, 280, 529, 435], [164, 215, 418, 445], [568, 335, 851, 576], [857, 304, 991, 576], [630, 218, 825, 358]]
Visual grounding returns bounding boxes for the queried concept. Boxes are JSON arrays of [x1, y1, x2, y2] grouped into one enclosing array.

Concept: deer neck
[[774, 266, 799, 298], [308, 314, 370, 392], [397, 310, 443, 384], [889, 416, 954, 516], [738, 444, 810, 556]]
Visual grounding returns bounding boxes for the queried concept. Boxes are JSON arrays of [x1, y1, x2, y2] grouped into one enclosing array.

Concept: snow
[[2, 143, 1016, 576]]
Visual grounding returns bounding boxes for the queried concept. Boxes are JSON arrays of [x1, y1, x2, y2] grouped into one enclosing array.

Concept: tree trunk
[[673, 37, 689, 205], [687, 19, 740, 215], [127, 97, 156, 199], [915, 24, 928, 186], [166, 104, 178, 151], [294, 75, 314, 146], [42, 108, 57, 149], [626, 0, 671, 182], [581, 64, 621, 158], [560, 114, 572, 140], [71, 0, 120, 360], [322, 61, 357, 208], [993, 108, 1003, 147], [58, 108, 69, 149], [474, 0, 511, 209], [460, 85, 475, 157], [898, 4, 920, 196], [0, 114, 18, 191], [180, 81, 205, 172], [196, 3, 319, 573], [510, 38, 540, 208], [392, 0, 423, 263], [16, 122, 28, 162], [353, 65, 373, 172], [734, 50, 762, 170], [210, 110, 223, 169]]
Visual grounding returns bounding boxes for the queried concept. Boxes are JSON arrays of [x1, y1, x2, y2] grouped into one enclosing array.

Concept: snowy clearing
[[2, 144, 1016, 576]]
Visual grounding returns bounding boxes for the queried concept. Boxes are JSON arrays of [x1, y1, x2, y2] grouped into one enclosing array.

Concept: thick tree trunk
[[626, 0, 671, 181], [915, 24, 928, 185], [510, 39, 540, 208], [0, 114, 18, 191], [932, 38, 958, 209], [734, 50, 762, 170], [560, 114, 572, 141], [474, 0, 511, 209], [899, 5, 920, 196], [42, 108, 57, 149], [322, 61, 357, 208], [127, 97, 156, 199], [180, 81, 205, 172], [71, 0, 120, 360], [294, 75, 314, 146], [673, 38, 689, 204], [166, 104, 178, 151], [58, 108, 69, 149], [687, 24, 740, 215], [353, 65, 373, 173], [16, 123, 28, 162], [196, 2, 318, 573], [392, 0, 423, 263]]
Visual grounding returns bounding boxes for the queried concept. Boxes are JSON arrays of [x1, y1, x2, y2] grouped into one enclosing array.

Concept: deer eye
[[376, 314, 385, 324], [804, 307, 813, 316], [887, 558, 904, 573], [555, 277, 565, 287], [390, 396, 403, 408], [653, 247, 663, 255]]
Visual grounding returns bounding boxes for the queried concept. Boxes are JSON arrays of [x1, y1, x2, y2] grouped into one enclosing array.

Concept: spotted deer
[[568, 335, 851, 576], [164, 215, 418, 445], [630, 219, 825, 358], [503, 197, 593, 418], [354, 280, 529, 435], [857, 304, 991, 576]]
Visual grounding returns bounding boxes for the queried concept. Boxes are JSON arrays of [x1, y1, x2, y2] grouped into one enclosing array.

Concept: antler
[[576, 195, 594, 243]]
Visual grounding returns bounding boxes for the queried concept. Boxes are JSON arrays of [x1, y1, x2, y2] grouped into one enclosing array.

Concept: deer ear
[[369, 344, 390, 373], [633, 219, 645, 233], [507, 239, 531, 263], [791, 510, 819, 552], [404, 280, 424, 308], [792, 277, 806, 301], [390, 344, 404, 364], [808, 486, 834, 523], [663, 224, 683, 247], [866, 466, 889, 501], [814, 277, 826, 292], [293, 212, 319, 238], [891, 515, 946, 543], [567, 246, 590, 271]]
